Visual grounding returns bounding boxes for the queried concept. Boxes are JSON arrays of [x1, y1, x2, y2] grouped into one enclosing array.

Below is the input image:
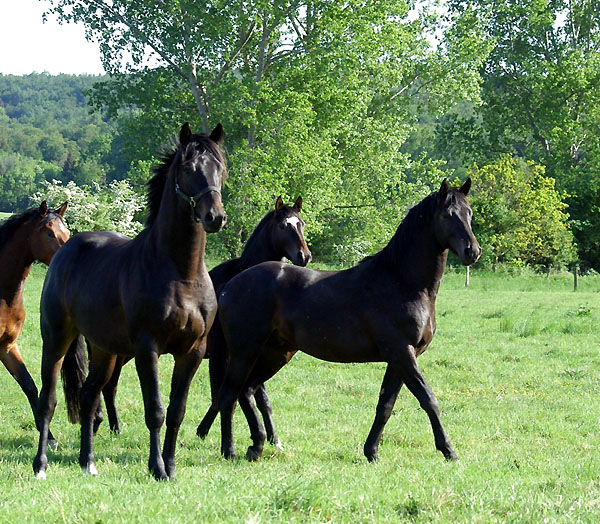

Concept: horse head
[[433, 178, 481, 265], [174, 122, 227, 233], [31, 201, 70, 265], [272, 195, 311, 267]]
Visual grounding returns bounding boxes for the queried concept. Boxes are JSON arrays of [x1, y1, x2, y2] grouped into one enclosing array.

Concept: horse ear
[[459, 177, 472, 196], [210, 123, 224, 144], [56, 202, 68, 217], [39, 201, 48, 217], [180, 122, 192, 146], [275, 195, 284, 211], [293, 196, 302, 212], [437, 179, 449, 202]]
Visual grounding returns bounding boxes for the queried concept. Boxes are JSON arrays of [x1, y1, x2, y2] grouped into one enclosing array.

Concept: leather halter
[[174, 176, 221, 222]]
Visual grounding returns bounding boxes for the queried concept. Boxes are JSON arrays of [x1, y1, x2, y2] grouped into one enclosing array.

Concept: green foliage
[[32, 179, 145, 236], [0, 74, 122, 212], [443, 0, 600, 269], [47, 0, 490, 263], [468, 156, 576, 268]]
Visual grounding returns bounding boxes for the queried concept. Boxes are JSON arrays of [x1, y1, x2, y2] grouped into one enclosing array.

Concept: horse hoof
[[445, 451, 459, 462], [246, 447, 262, 462], [222, 450, 237, 460], [48, 439, 58, 451], [82, 464, 98, 476], [196, 424, 208, 439], [35, 470, 47, 480], [365, 451, 378, 463]]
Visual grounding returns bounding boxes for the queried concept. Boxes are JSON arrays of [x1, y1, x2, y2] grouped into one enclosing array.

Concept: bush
[[32, 179, 144, 236]]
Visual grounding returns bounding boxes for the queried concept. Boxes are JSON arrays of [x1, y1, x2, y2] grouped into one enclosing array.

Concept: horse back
[[219, 260, 436, 363]]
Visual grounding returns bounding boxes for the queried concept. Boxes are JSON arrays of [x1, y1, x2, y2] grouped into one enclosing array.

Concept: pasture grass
[[0, 264, 599, 522]]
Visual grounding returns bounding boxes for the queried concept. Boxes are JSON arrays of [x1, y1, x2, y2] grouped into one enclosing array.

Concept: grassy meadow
[[0, 264, 599, 523]]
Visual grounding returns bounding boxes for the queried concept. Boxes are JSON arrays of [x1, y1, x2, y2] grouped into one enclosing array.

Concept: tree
[[446, 0, 600, 269], [468, 156, 575, 269], [45, 0, 491, 261]]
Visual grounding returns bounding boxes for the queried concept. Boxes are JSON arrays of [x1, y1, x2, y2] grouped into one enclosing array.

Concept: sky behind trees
[[0, 0, 104, 75]]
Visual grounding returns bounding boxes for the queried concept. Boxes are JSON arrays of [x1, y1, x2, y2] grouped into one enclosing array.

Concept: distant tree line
[[1, 0, 598, 271]]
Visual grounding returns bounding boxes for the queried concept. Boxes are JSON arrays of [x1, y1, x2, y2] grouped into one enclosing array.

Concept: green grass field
[[0, 265, 599, 523]]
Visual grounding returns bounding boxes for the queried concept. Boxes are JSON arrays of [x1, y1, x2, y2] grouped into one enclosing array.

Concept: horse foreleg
[[162, 347, 203, 478], [134, 342, 167, 480], [397, 348, 457, 461], [363, 365, 404, 462], [79, 349, 117, 476], [254, 384, 282, 449], [0, 343, 56, 446]]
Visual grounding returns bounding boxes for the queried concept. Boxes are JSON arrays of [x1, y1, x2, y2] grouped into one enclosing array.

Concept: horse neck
[[379, 217, 447, 298], [0, 224, 35, 304], [149, 175, 207, 279], [238, 222, 279, 269]]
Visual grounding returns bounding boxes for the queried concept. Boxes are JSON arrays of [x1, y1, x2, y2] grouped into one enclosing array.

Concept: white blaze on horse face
[[284, 216, 301, 230], [57, 220, 69, 237]]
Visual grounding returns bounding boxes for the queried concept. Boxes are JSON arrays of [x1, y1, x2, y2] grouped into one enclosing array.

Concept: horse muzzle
[[459, 242, 481, 266], [293, 250, 312, 267], [201, 210, 227, 233]]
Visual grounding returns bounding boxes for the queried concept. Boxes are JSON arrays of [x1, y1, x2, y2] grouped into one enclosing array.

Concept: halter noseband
[[174, 176, 221, 221]]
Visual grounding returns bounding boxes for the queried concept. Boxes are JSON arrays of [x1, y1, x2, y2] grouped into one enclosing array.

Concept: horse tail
[[208, 318, 228, 407], [61, 335, 88, 424]]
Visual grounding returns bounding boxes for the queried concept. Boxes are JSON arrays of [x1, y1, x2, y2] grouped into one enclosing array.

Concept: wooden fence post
[[465, 265, 470, 287]]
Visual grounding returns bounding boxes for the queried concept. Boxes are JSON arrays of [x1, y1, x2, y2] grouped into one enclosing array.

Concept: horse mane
[[145, 133, 228, 227], [241, 209, 278, 254], [0, 208, 43, 252], [366, 191, 440, 271]]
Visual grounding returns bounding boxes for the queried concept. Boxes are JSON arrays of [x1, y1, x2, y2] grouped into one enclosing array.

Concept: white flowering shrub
[[32, 179, 145, 237]]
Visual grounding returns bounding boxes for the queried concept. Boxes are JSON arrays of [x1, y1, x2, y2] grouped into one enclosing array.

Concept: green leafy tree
[[45, 0, 491, 261], [446, 0, 600, 269], [469, 156, 576, 269]]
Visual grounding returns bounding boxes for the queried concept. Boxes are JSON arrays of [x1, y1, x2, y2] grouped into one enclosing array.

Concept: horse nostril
[[205, 211, 215, 223], [464, 246, 473, 258]]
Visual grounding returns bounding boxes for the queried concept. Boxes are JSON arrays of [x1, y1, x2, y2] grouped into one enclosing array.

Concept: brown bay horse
[[33, 123, 227, 480], [96, 195, 311, 444], [0, 202, 69, 446], [215, 179, 480, 462]]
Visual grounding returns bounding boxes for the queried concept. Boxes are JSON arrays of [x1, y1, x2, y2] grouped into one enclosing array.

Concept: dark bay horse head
[[0, 201, 70, 265], [433, 178, 481, 265], [158, 122, 227, 233], [270, 196, 311, 266]]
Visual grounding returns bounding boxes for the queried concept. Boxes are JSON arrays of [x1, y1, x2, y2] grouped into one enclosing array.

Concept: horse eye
[[47, 231, 56, 239]]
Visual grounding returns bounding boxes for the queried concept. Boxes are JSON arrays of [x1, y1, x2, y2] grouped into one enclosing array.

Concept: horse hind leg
[[33, 330, 78, 479], [100, 355, 128, 434], [364, 365, 404, 462], [254, 383, 282, 449]]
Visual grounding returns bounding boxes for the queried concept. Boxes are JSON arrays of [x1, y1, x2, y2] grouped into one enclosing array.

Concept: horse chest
[[0, 300, 25, 345]]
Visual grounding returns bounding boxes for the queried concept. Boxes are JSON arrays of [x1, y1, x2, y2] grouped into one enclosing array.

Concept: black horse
[[215, 179, 480, 462], [96, 196, 311, 446], [195, 195, 310, 446], [33, 123, 227, 480]]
